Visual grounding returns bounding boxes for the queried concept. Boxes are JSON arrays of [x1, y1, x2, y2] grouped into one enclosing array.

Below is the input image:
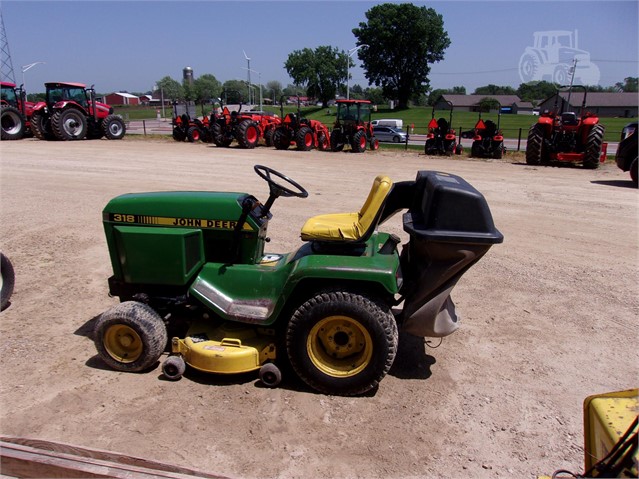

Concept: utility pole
[[0, 10, 16, 84]]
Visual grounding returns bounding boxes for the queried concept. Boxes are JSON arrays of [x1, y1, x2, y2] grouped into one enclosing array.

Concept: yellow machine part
[[171, 322, 276, 374], [583, 388, 638, 476]]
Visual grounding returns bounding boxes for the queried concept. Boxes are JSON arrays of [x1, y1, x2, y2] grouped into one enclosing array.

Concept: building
[[104, 92, 140, 106], [537, 92, 638, 118], [435, 94, 528, 114]]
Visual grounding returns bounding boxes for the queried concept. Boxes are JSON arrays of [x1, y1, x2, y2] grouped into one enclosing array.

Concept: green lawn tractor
[[95, 166, 503, 396]]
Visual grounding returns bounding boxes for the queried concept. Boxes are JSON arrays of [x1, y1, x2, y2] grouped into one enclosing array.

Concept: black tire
[[273, 127, 291, 150], [1, 253, 15, 311], [1, 106, 25, 140], [330, 130, 344, 152], [630, 158, 638, 186], [471, 141, 482, 158], [94, 301, 167, 372], [286, 291, 398, 396], [172, 128, 186, 141], [317, 132, 329, 151], [236, 120, 259, 149], [526, 124, 544, 165], [493, 142, 503, 159], [259, 362, 282, 387], [103, 114, 126, 140], [424, 139, 434, 155], [350, 130, 367, 153], [187, 126, 201, 142], [295, 126, 314, 151], [583, 124, 604, 169], [264, 127, 275, 147], [52, 108, 88, 140], [211, 122, 230, 147], [162, 355, 186, 380], [392, 135, 400, 143], [30, 111, 55, 140]]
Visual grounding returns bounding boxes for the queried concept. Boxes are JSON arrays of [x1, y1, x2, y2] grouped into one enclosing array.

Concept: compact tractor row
[[1, 81, 126, 141], [172, 93, 379, 153]]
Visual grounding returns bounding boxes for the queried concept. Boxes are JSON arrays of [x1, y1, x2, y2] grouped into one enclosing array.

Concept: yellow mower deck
[[171, 322, 276, 374]]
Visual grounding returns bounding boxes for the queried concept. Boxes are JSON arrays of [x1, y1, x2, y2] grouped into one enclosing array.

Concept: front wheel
[[350, 130, 367, 153], [286, 291, 398, 396], [1, 106, 25, 140], [187, 126, 201, 142], [94, 301, 167, 372], [103, 115, 126, 140], [295, 126, 314, 151], [330, 130, 344, 152]]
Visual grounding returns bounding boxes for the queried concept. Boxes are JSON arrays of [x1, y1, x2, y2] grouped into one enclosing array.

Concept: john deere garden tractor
[[1, 81, 34, 140], [30, 82, 125, 141], [470, 113, 505, 159], [94, 165, 503, 396], [330, 99, 379, 153], [424, 101, 462, 156], [526, 85, 605, 169], [273, 96, 330, 151]]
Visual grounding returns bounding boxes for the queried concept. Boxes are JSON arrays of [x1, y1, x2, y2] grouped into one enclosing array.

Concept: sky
[[2, 0, 638, 96]]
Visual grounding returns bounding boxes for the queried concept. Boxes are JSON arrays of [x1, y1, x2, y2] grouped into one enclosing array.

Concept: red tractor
[[424, 102, 462, 156], [272, 96, 330, 151], [30, 82, 125, 141], [1, 81, 34, 140], [470, 113, 505, 159], [209, 91, 279, 149], [330, 99, 378, 153], [526, 85, 605, 169]]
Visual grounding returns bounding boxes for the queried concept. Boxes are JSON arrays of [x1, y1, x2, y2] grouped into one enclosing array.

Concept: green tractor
[[95, 166, 503, 396]]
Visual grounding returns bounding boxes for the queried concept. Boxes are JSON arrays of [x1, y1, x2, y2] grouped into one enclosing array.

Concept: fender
[[32, 101, 47, 113]]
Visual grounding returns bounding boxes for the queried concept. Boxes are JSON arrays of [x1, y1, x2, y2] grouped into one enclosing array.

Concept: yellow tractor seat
[[300, 175, 393, 242]]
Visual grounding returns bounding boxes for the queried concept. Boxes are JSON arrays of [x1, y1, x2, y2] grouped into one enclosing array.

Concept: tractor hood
[[103, 191, 255, 230]]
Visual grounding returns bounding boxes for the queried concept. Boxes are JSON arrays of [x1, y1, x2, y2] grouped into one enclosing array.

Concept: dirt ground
[[1, 137, 637, 479]]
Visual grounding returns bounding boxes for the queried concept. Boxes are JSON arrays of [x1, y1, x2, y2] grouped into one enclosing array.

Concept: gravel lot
[[0, 137, 637, 478]]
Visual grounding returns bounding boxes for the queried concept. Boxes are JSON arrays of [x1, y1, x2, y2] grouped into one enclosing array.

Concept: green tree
[[222, 80, 249, 103], [478, 97, 501, 112], [285, 45, 346, 107], [364, 86, 386, 105], [282, 84, 305, 98], [473, 84, 517, 95], [615, 77, 638, 92], [266, 80, 283, 103], [193, 74, 221, 115], [517, 81, 558, 104], [156, 76, 183, 102], [353, 3, 450, 109]]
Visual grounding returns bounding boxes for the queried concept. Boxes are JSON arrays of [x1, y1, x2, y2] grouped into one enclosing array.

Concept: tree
[[517, 81, 558, 104], [221, 80, 249, 103], [473, 84, 517, 95], [156, 76, 183, 102], [193, 74, 221, 114], [364, 86, 386, 105], [477, 97, 501, 112], [353, 3, 450, 109], [266, 80, 283, 103], [285, 45, 346, 107], [615, 77, 638, 92]]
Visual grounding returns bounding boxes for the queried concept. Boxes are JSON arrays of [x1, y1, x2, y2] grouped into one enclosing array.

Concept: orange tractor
[[424, 102, 462, 156], [526, 85, 605, 169], [330, 99, 379, 153], [272, 96, 330, 151], [209, 91, 280, 149]]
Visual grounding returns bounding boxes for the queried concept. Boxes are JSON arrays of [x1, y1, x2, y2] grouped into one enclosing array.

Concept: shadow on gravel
[[388, 331, 436, 380], [591, 179, 637, 189]]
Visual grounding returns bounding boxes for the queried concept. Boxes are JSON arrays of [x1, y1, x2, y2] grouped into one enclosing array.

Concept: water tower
[[183, 66, 194, 85]]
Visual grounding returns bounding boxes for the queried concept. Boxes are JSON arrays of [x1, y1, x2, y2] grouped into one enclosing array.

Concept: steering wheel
[[254, 165, 308, 199]]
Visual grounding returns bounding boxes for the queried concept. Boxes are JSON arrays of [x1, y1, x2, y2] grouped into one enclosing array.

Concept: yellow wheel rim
[[103, 324, 143, 363], [307, 315, 373, 378]]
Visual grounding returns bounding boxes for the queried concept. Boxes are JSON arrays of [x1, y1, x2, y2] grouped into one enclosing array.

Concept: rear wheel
[[236, 120, 259, 149], [350, 130, 367, 153], [1, 106, 25, 140], [52, 108, 87, 140], [211, 122, 231, 147], [187, 126, 200, 142], [526, 124, 544, 165], [94, 301, 167, 372], [295, 126, 314, 151], [172, 128, 186, 141], [30, 111, 55, 140], [103, 115, 126, 140], [286, 291, 398, 396], [317, 132, 329, 151], [493, 142, 503, 159], [583, 124, 604, 169], [264, 128, 275, 147], [273, 127, 291, 150], [330, 130, 345, 152], [471, 141, 482, 158], [0, 252, 15, 311]]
